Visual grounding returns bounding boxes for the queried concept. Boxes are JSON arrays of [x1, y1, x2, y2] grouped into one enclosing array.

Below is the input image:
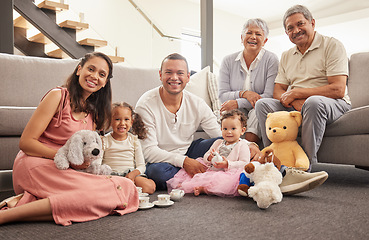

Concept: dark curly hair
[[220, 109, 247, 128], [64, 52, 113, 131], [111, 102, 147, 139]]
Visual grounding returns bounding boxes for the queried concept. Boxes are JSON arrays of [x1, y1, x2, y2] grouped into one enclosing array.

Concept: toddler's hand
[[125, 170, 140, 182], [207, 149, 216, 162], [213, 157, 228, 169]]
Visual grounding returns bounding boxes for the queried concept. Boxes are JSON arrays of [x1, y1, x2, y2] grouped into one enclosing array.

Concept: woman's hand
[[220, 100, 238, 112], [242, 91, 262, 108], [70, 161, 91, 170]]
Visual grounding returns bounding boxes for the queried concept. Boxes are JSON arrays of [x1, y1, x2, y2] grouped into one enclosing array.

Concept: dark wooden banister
[[13, 0, 89, 59]]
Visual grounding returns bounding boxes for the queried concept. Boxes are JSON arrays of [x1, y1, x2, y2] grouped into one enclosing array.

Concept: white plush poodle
[[247, 162, 283, 209], [54, 130, 112, 175]]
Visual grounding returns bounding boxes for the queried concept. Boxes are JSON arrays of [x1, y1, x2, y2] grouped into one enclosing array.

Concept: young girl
[[102, 102, 156, 194], [167, 109, 251, 197], [0, 52, 138, 226]]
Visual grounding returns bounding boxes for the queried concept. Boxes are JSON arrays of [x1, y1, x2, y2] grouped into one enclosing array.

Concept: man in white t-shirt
[[137, 53, 326, 194]]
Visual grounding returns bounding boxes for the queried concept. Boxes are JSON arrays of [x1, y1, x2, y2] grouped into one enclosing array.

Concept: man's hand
[[183, 157, 207, 177], [249, 143, 261, 161], [280, 90, 297, 108], [291, 99, 306, 112]]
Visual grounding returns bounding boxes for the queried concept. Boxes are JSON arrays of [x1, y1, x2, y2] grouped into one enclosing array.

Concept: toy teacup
[[170, 189, 185, 201]]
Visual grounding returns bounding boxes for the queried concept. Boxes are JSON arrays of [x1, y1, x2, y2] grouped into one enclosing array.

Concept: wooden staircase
[[13, 0, 124, 63]]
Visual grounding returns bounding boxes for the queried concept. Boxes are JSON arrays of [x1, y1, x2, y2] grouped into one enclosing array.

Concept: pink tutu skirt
[[167, 158, 242, 197]]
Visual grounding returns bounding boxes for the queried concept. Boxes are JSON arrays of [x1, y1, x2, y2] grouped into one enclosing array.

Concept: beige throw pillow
[[185, 66, 212, 108]]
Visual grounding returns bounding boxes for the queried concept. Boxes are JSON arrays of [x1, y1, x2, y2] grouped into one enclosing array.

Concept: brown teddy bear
[[262, 111, 310, 171]]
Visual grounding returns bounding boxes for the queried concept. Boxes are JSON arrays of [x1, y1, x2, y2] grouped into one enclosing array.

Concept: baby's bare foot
[[193, 186, 205, 196]]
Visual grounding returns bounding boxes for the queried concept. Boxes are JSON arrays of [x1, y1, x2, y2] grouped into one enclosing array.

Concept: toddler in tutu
[[167, 109, 251, 197]]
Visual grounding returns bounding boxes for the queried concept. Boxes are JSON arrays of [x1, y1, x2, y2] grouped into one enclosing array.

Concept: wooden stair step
[[59, 20, 89, 30], [28, 33, 52, 44], [47, 49, 68, 59], [13, 16, 32, 29], [78, 38, 108, 48], [108, 56, 125, 63], [37, 0, 69, 11]]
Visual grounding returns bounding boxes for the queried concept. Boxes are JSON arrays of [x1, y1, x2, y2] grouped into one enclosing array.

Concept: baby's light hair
[[111, 102, 147, 139], [220, 109, 247, 128]]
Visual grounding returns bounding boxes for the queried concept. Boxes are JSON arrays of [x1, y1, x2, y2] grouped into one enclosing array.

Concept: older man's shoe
[[280, 168, 328, 195]]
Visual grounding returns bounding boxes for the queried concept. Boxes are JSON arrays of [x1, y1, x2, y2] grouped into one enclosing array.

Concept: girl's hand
[[207, 149, 216, 162], [125, 170, 140, 182], [213, 156, 228, 169]]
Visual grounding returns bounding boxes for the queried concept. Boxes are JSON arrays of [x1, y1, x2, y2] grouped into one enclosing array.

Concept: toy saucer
[[138, 202, 154, 210], [153, 200, 174, 207]]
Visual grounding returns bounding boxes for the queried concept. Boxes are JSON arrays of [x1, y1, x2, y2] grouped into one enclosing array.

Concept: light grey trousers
[[255, 96, 351, 165]]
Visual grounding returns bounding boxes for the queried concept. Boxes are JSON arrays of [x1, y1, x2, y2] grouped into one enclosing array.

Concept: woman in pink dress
[[0, 52, 138, 226], [167, 109, 251, 197]]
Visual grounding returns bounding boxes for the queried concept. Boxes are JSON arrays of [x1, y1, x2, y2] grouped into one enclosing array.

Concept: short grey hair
[[241, 18, 269, 39], [283, 5, 313, 30]]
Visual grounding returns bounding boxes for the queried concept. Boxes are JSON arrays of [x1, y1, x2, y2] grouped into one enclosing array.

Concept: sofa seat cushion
[[0, 107, 36, 136], [324, 105, 369, 137]]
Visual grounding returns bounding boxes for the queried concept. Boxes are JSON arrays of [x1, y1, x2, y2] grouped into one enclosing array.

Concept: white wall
[[60, 0, 369, 72]]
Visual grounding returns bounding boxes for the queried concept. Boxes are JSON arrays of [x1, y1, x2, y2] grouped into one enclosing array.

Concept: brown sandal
[[0, 193, 24, 208]]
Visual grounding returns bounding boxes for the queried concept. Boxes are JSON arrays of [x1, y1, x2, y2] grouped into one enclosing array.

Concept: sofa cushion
[[0, 137, 20, 170], [348, 52, 369, 108], [111, 65, 160, 106], [0, 53, 78, 107], [324, 105, 369, 137], [207, 70, 221, 113], [185, 66, 212, 108], [0, 107, 36, 136]]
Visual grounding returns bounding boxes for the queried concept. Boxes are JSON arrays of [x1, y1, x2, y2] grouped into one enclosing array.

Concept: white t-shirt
[[135, 87, 221, 167]]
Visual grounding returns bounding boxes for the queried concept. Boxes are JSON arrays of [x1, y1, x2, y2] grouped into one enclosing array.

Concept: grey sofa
[[0, 52, 369, 195]]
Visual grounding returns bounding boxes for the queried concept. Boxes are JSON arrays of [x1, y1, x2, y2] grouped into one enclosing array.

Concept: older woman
[[218, 18, 278, 144]]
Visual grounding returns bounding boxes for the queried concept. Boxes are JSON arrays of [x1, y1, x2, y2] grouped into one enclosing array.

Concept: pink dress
[[167, 139, 250, 197], [11, 88, 139, 226]]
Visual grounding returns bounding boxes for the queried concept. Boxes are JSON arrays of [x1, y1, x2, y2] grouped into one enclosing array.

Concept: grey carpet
[[1, 163, 369, 240]]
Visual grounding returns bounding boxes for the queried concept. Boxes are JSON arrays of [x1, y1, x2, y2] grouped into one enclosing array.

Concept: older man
[[255, 5, 350, 192]]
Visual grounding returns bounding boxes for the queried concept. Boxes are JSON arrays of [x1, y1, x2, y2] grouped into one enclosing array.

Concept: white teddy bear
[[54, 130, 112, 175], [247, 162, 283, 209]]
